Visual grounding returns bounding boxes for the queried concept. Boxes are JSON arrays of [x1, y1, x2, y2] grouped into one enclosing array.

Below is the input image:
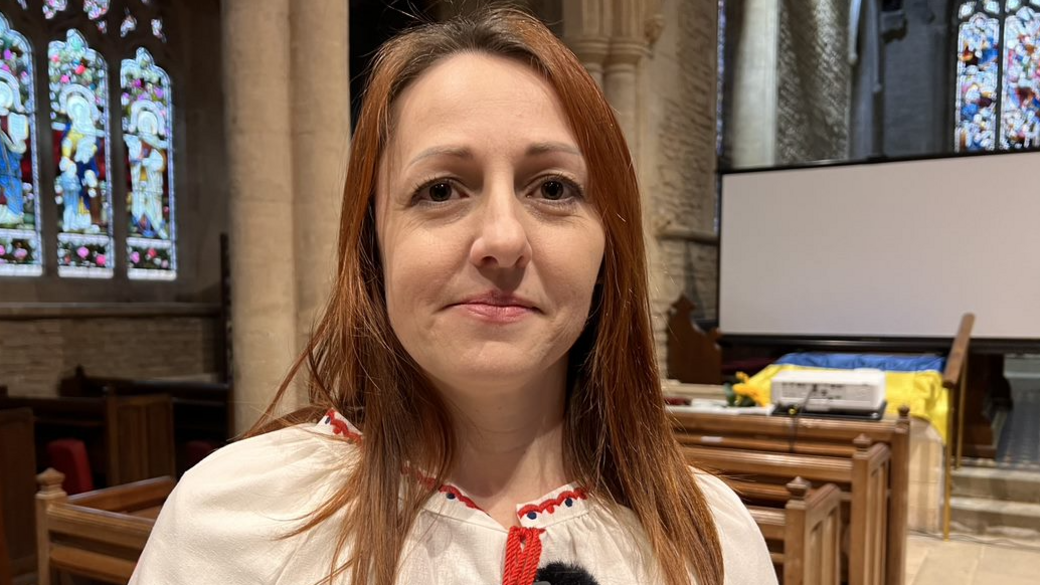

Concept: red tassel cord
[[502, 526, 545, 585]]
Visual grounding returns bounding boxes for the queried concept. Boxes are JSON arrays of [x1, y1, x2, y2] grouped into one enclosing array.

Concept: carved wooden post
[[888, 406, 911, 585], [784, 476, 811, 584], [35, 468, 66, 585], [850, 434, 873, 585]]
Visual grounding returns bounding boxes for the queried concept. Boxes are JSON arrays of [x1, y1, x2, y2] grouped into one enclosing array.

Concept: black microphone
[[534, 562, 601, 585]]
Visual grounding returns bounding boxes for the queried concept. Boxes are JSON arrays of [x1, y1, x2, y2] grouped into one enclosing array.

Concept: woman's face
[[375, 52, 605, 396]]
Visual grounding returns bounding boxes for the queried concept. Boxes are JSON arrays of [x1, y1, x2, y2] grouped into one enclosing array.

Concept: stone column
[[223, 0, 298, 433], [567, 1, 679, 366], [730, 0, 780, 167], [603, 38, 646, 152], [562, 0, 610, 88], [289, 0, 350, 400]]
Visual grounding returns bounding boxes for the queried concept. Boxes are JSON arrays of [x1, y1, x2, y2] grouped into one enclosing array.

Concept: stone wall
[[0, 305, 219, 398], [776, 0, 851, 164], [640, 0, 721, 366], [881, 0, 954, 157]]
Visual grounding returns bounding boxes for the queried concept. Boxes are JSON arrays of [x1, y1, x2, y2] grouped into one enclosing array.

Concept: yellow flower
[[732, 372, 767, 406]]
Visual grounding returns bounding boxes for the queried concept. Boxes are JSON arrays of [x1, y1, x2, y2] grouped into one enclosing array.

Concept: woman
[[131, 8, 774, 585]]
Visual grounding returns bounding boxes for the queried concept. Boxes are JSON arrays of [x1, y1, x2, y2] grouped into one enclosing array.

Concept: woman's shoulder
[[129, 417, 359, 584], [692, 471, 751, 526], [692, 470, 779, 584], [181, 416, 360, 489]]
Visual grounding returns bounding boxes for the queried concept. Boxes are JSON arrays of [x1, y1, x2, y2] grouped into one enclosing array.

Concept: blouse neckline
[[318, 409, 590, 532]]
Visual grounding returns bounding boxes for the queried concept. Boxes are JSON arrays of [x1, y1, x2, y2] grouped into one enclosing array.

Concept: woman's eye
[[541, 180, 566, 200], [537, 178, 580, 202], [427, 181, 454, 202]]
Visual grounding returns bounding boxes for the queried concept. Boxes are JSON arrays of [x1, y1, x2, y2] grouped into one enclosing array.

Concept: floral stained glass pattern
[[43, 0, 68, 20], [122, 48, 175, 280], [49, 29, 112, 278], [151, 18, 165, 43], [1000, 5, 1040, 148], [120, 11, 136, 37], [956, 9, 1002, 151], [84, 0, 110, 21], [0, 13, 41, 276]]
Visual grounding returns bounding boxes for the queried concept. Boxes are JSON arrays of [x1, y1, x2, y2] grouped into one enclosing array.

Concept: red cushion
[[46, 439, 94, 494], [185, 440, 219, 471]]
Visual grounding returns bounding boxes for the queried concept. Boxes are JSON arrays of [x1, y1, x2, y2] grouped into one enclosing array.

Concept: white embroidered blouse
[[129, 411, 776, 585]]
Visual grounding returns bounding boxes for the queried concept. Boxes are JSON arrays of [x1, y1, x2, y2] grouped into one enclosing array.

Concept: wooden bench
[[747, 478, 842, 585], [59, 367, 232, 475], [680, 429, 895, 585], [35, 469, 172, 585], [0, 407, 37, 581], [0, 483, 9, 585], [0, 390, 175, 488], [673, 406, 911, 585]]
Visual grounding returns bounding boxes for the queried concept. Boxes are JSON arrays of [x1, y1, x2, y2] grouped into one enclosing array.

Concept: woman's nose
[[469, 187, 532, 270]]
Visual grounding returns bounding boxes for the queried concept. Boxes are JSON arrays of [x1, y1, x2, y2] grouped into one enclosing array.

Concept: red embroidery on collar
[[516, 488, 588, 519], [438, 484, 484, 511], [404, 466, 484, 511], [324, 409, 362, 442], [322, 411, 483, 511]]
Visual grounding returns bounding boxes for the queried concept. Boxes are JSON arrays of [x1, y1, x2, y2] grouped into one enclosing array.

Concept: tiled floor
[[906, 533, 1040, 584]]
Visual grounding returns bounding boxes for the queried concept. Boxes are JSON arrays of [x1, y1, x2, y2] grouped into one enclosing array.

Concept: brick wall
[[0, 304, 220, 398]]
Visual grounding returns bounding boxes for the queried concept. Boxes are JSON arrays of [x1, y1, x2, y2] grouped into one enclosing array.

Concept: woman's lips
[[453, 302, 536, 323]]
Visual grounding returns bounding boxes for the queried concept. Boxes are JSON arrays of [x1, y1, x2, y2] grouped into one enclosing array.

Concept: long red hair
[[250, 7, 723, 585]]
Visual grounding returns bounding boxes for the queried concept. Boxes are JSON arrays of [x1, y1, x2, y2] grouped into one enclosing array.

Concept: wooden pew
[[0, 408, 37, 580], [59, 367, 232, 475], [665, 295, 778, 382], [667, 295, 723, 384], [0, 390, 175, 487], [0, 485, 9, 585], [681, 433, 892, 585], [35, 469, 172, 585], [745, 477, 842, 585], [673, 408, 910, 585]]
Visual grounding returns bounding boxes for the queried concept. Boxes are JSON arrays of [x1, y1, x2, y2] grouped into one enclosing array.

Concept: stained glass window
[[1000, 3, 1040, 147], [956, 0, 1040, 151], [43, 0, 68, 20], [49, 29, 112, 278], [0, 13, 41, 276], [84, 0, 110, 21], [0, 3, 176, 282], [122, 48, 175, 280], [956, 5, 1001, 151]]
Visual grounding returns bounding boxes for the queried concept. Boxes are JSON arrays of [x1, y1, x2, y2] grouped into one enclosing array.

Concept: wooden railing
[[35, 469, 173, 585]]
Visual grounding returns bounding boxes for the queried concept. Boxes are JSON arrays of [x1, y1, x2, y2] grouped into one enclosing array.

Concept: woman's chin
[[427, 355, 567, 396]]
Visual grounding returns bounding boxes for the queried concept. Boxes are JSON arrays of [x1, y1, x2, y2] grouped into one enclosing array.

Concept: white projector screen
[[719, 152, 1040, 340]]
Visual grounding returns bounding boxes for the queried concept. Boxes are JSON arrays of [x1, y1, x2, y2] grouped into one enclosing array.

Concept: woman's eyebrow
[[525, 141, 583, 158], [405, 141, 583, 170], [406, 145, 474, 170]]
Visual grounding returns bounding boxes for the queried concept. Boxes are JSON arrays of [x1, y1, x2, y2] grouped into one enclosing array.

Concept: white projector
[[772, 368, 886, 413]]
